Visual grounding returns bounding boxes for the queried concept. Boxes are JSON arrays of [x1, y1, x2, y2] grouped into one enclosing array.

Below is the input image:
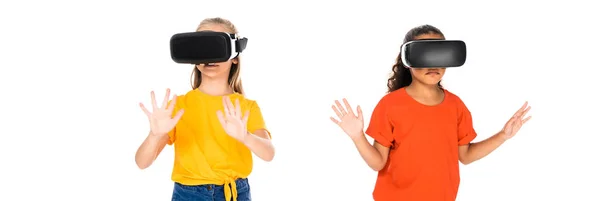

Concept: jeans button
[[207, 185, 212, 190]]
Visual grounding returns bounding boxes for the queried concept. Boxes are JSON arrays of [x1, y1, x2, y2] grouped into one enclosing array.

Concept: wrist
[[496, 131, 509, 141], [350, 132, 366, 143], [241, 131, 253, 145], [148, 132, 165, 142]]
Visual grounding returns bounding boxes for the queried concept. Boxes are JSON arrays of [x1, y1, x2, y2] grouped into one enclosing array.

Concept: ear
[[232, 58, 239, 65]]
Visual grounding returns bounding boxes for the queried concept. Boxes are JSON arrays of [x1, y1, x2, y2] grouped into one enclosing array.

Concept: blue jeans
[[171, 178, 251, 201]]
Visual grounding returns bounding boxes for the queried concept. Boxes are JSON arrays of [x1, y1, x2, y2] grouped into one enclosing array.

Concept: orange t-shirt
[[365, 87, 477, 201]]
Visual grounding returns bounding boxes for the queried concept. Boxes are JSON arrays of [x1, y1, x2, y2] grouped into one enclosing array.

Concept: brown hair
[[190, 17, 244, 94], [387, 24, 446, 93]]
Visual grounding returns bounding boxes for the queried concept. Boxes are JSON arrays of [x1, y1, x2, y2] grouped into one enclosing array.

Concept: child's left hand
[[500, 101, 532, 140], [217, 96, 250, 143]]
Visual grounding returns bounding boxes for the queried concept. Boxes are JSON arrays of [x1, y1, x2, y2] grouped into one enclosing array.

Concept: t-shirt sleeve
[[456, 98, 477, 146], [247, 101, 271, 139], [365, 97, 395, 147]]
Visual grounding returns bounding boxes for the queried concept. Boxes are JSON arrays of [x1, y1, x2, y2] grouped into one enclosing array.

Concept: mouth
[[425, 71, 440, 75], [203, 63, 219, 68]]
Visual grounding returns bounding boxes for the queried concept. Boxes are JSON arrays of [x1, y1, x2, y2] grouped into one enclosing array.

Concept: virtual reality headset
[[400, 40, 467, 68], [170, 31, 248, 64]]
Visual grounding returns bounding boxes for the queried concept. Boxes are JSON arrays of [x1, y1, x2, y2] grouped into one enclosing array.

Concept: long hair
[[387, 25, 446, 93], [190, 17, 244, 94]]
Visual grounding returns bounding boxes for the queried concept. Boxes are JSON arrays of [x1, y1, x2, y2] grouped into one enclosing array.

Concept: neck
[[406, 82, 442, 97], [198, 75, 233, 96]]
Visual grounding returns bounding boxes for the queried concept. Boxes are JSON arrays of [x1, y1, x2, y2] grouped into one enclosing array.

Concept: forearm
[[462, 131, 507, 164], [243, 132, 275, 162], [135, 132, 167, 169], [352, 133, 387, 171]]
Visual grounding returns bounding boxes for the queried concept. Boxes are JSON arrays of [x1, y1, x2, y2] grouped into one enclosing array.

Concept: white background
[[1, 0, 599, 200]]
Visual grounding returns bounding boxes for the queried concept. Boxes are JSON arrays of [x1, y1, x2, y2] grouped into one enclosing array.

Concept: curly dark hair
[[387, 25, 446, 93]]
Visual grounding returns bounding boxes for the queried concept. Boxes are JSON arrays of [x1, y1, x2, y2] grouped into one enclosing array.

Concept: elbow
[[262, 155, 274, 162], [459, 155, 475, 165], [459, 159, 473, 165], [135, 159, 151, 170], [261, 149, 276, 162], [137, 164, 149, 170], [250, 133, 275, 162], [370, 165, 384, 172], [369, 159, 387, 171], [458, 148, 474, 165], [368, 148, 388, 171], [135, 155, 153, 170]]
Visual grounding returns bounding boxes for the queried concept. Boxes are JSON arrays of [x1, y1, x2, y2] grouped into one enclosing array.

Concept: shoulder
[[443, 89, 462, 102], [443, 89, 469, 110], [168, 90, 196, 107], [377, 88, 411, 107], [231, 93, 261, 109]]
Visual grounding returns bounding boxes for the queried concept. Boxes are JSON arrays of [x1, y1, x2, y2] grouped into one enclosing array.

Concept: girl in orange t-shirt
[[329, 25, 532, 201]]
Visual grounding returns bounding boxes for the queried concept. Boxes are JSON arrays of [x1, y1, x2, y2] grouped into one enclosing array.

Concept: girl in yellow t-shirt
[[134, 17, 275, 201]]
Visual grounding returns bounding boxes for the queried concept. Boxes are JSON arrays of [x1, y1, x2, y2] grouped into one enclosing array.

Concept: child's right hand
[[330, 98, 365, 140], [139, 88, 184, 137]]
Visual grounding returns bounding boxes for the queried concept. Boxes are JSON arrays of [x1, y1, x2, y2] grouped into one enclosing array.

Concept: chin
[[422, 80, 442, 86], [205, 73, 225, 79], [198, 70, 220, 78]]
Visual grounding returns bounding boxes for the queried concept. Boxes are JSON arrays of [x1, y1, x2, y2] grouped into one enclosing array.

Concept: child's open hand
[[500, 101, 532, 140], [217, 96, 250, 143], [139, 88, 184, 137], [330, 98, 364, 140]]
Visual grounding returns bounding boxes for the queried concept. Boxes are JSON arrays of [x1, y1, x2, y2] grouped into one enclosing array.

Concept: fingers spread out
[[514, 101, 532, 125], [331, 98, 360, 123], [243, 110, 250, 124], [221, 96, 245, 120], [151, 91, 158, 110], [168, 94, 178, 111], [343, 98, 355, 116], [521, 105, 531, 118], [227, 97, 238, 117], [216, 110, 227, 126], [356, 105, 363, 121], [228, 98, 236, 116], [330, 98, 362, 126], [146, 89, 175, 115], [330, 116, 340, 125], [506, 116, 517, 127], [522, 116, 532, 124], [513, 101, 529, 117], [235, 99, 242, 118], [139, 103, 151, 117], [222, 96, 232, 117], [162, 88, 171, 109], [173, 109, 185, 122], [331, 105, 343, 119], [335, 100, 347, 116]]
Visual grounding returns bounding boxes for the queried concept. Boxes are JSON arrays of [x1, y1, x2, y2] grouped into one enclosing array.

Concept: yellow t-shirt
[[166, 89, 269, 201]]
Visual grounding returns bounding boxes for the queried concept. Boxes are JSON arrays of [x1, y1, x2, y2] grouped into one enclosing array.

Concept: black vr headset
[[170, 31, 248, 64], [400, 39, 467, 68]]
